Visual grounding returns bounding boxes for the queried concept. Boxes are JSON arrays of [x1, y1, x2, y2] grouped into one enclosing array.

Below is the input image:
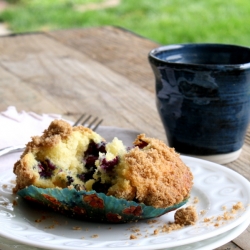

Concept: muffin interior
[[13, 120, 193, 209]]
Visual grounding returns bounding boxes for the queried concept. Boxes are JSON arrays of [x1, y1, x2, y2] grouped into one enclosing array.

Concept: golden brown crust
[[17, 120, 73, 159], [13, 123, 193, 209], [107, 134, 193, 208], [13, 120, 95, 193], [13, 154, 37, 193], [174, 206, 198, 225]]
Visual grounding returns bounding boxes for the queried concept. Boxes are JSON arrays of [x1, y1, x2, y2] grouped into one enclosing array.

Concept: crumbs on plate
[[128, 200, 245, 240], [193, 196, 199, 204], [15, 192, 244, 241], [202, 202, 244, 227], [129, 205, 198, 239], [130, 234, 137, 240]]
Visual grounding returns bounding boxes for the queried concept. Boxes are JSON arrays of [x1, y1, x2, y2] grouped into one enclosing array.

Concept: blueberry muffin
[[13, 120, 193, 209], [107, 134, 193, 208]]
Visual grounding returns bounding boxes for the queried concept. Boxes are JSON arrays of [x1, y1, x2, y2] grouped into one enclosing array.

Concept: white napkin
[[0, 106, 64, 149]]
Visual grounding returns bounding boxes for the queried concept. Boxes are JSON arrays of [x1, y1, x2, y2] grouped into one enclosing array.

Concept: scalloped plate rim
[[0, 153, 250, 249]]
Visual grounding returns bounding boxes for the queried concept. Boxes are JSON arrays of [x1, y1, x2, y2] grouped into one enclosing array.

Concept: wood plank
[[244, 126, 250, 145], [0, 33, 165, 140], [45, 26, 159, 93], [0, 66, 62, 114], [226, 143, 250, 180], [216, 241, 242, 250], [233, 225, 250, 250]]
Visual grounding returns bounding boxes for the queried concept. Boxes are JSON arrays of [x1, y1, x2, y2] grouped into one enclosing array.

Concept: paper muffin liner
[[18, 186, 188, 223]]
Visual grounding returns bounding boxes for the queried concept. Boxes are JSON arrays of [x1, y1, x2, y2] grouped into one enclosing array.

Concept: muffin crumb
[[161, 222, 183, 233], [202, 202, 244, 227], [204, 218, 210, 222], [174, 206, 198, 225], [153, 229, 159, 235], [147, 219, 158, 224], [193, 197, 199, 204], [130, 234, 137, 240], [200, 209, 206, 215], [12, 200, 18, 206], [232, 202, 243, 210]]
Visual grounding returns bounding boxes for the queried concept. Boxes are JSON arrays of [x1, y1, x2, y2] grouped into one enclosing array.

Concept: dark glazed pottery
[[148, 44, 250, 158]]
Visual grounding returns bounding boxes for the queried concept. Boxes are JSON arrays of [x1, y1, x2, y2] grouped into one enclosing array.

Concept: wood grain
[[0, 65, 62, 114], [233, 227, 250, 250], [0, 31, 165, 139], [216, 241, 242, 250], [45, 26, 159, 93]]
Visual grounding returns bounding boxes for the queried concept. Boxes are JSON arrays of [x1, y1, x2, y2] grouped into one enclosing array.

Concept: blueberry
[[45, 159, 56, 170], [77, 173, 85, 181], [85, 140, 106, 157], [137, 140, 148, 149], [100, 156, 119, 172], [85, 155, 98, 169], [97, 141, 107, 154], [84, 169, 95, 180], [77, 169, 95, 182], [85, 141, 98, 156], [38, 159, 56, 178], [67, 176, 74, 185], [92, 181, 110, 193]]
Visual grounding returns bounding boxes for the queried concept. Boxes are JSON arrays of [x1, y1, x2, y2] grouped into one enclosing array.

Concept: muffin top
[[108, 134, 193, 208]]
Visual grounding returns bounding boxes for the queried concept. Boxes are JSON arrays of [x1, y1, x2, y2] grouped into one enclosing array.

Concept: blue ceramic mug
[[148, 43, 250, 164]]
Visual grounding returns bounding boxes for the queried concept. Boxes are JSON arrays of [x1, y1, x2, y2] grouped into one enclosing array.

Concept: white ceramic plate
[[0, 127, 250, 250], [0, 215, 248, 250]]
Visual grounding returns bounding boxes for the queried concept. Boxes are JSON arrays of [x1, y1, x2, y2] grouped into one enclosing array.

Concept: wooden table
[[0, 26, 249, 250]]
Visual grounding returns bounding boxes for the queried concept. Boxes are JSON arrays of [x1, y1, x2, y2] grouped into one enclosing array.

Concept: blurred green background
[[1, 0, 250, 45]]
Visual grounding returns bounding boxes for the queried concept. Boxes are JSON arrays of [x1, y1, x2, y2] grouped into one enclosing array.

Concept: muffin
[[13, 120, 193, 222], [107, 134, 193, 208]]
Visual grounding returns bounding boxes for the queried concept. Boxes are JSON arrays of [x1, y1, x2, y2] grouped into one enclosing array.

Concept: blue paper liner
[[18, 186, 188, 223]]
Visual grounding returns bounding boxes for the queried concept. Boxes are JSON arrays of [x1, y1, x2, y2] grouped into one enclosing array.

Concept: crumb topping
[[13, 121, 193, 209], [108, 134, 193, 208], [174, 206, 198, 225]]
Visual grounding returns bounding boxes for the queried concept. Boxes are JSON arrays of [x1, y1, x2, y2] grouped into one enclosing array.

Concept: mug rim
[[148, 43, 250, 69]]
